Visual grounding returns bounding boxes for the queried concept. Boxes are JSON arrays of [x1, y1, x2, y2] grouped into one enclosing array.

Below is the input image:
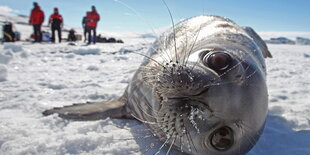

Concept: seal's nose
[[208, 126, 234, 151]]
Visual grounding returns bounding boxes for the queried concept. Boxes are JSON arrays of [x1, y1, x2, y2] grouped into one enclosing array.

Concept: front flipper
[[42, 98, 132, 120]]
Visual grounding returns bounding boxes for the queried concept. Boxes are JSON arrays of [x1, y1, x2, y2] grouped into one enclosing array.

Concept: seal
[[43, 15, 272, 155]]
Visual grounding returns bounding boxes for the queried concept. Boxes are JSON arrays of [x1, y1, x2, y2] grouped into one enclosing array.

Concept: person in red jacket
[[29, 2, 44, 42], [49, 8, 63, 43], [86, 6, 100, 44]]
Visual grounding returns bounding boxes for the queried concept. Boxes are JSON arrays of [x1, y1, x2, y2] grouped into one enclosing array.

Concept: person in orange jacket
[[86, 6, 100, 44], [29, 2, 44, 42], [49, 7, 63, 43]]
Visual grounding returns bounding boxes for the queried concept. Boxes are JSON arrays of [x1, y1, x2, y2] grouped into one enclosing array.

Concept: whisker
[[136, 104, 159, 119], [113, 0, 160, 36], [155, 135, 171, 155], [137, 35, 171, 64], [218, 59, 244, 78], [113, 0, 175, 62], [237, 121, 263, 152], [181, 30, 189, 66], [179, 135, 185, 153], [188, 130, 199, 155], [246, 68, 258, 79], [161, 0, 178, 63], [114, 0, 177, 65], [166, 136, 177, 155], [131, 114, 158, 125], [113, 134, 155, 141], [132, 51, 164, 67], [201, 0, 206, 15], [185, 130, 198, 154], [185, 24, 204, 67], [141, 140, 161, 155]]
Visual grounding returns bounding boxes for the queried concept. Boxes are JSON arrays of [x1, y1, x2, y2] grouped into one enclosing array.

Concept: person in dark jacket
[[67, 29, 77, 42], [82, 12, 89, 42], [86, 6, 100, 44], [2, 22, 15, 42], [29, 2, 44, 42], [49, 7, 63, 43]]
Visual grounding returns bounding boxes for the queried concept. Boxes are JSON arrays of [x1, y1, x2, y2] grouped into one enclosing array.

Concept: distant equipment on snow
[[28, 31, 51, 42], [96, 34, 124, 43], [1, 22, 20, 42]]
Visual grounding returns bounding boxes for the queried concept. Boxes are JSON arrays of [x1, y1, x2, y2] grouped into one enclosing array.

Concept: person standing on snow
[[86, 6, 100, 44], [29, 2, 44, 42], [82, 12, 90, 43], [49, 7, 63, 43]]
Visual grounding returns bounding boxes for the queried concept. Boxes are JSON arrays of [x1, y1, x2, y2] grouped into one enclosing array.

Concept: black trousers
[[88, 27, 96, 44], [33, 24, 42, 42], [51, 27, 62, 43], [83, 26, 88, 42]]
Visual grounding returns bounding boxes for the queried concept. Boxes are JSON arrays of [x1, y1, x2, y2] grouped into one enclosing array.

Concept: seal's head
[[141, 16, 268, 154]]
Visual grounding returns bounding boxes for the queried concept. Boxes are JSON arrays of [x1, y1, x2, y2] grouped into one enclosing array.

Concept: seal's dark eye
[[203, 52, 232, 71], [209, 126, 234, 151]]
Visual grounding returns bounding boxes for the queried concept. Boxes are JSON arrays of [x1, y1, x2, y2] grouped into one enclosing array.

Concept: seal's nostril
[[209, 126, 234, 151]]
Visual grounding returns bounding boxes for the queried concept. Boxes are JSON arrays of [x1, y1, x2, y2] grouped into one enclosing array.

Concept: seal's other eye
[[203, 52, 232, 71]]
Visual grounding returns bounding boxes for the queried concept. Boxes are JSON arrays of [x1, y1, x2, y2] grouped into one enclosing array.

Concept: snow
[[1, 40, 310, 155], [249, 44, 310, 155], [0, 40, 156, 155], [1, 5, 310, 155], [0, 65, 7, 81]]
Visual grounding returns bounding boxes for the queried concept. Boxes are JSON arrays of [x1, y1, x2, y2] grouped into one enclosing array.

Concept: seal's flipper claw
[[42, 98, 132, 120]]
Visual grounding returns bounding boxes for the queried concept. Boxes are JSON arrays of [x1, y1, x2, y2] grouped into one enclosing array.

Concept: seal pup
[[43, 15, 272, 155]]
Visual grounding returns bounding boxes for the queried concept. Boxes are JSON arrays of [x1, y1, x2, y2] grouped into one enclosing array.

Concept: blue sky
[[0, 0, 309, 32]]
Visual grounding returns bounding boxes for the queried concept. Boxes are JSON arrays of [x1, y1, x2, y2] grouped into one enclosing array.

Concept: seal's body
[[43, 15, 271, 155]]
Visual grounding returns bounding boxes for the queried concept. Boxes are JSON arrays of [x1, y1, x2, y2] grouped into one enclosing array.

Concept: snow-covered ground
[[1, 40, 310, 155], [1, 5, 310, 155]]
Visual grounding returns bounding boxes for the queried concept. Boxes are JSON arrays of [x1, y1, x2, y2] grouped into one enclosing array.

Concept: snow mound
[[73, 48, 101, 55], [87, 93, 107, 100], [0, 52, 12, 64], [0, 65, 7, 82], [86, 65, 99, 71], [296, 37, 310, 45], [265, 37, 295, 45], [47, 83, 67, 90], [3, 43, 24, 53], [249, 115, 310, 155]]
